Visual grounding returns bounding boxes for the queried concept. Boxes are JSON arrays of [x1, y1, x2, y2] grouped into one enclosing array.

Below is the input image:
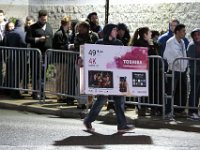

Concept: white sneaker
[[188, 113, 200, 121]]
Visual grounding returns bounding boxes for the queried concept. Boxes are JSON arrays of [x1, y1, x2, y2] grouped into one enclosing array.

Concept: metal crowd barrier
[[170, 57, 200, 116], [6, 46, 198, 120], [0, 46, 43, 100], [44, 49, 79, 100], [44, 51, 166, 118], [124, 55, 166, 119]]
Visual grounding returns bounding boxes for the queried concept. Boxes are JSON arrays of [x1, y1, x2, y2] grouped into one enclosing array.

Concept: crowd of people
[[0, 8, 200, 132]]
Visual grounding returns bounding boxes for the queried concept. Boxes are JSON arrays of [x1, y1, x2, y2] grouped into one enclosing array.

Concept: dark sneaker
[[77, 104, 87, 109], [118, 124, 135, 132], [83, 121, 95, 132], [137, 108, 146, 116]]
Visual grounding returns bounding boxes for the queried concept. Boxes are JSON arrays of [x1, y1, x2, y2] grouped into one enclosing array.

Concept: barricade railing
[[0, 46, 43, 101], [44, 52, 166, 118], [170, 57, 200, 116], [0, 47, 168, 118], [44, 49, 79, 100], [1, 46, 199, 118], [124, 55, 166, 119]]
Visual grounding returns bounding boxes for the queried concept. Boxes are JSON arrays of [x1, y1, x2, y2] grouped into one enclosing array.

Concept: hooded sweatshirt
[[96, 23, 123, 46], [187, 28, 200, 75], [3, 19, 26, 47]]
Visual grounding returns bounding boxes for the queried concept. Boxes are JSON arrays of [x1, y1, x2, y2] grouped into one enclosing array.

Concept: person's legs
[[173, 72, 187, 114], [31, 52, 40, 99], [189, 74, 199, 114], [196, 76, 200, 109], [113, 96, 127, 130], [56, 63, 66, 102], [84, 95, 107, 124], [165, 71, 173, 114], [180, 72, 187, 111]]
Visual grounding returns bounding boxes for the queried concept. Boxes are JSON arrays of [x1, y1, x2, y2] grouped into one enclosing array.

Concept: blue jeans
[[84, 95, 127, 130]]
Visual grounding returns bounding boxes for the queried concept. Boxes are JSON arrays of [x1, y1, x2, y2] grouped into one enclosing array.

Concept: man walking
[[83, 24, 134, 132]]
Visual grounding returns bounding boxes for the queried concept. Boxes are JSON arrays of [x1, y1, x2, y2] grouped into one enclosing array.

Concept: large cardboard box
[[80, 44, 148, 96]]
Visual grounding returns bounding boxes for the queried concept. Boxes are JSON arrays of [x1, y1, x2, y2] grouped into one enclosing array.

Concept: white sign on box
[[80, 44, 149, 96]]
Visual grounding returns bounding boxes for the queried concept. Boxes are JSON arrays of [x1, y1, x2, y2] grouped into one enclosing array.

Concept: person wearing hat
[[83, 23, 135, 132], [187, 28, 200, 120]]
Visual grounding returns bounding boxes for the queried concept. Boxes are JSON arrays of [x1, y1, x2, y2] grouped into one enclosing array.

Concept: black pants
[[165, 71, 187, 114], [188, 74, 200, 114]]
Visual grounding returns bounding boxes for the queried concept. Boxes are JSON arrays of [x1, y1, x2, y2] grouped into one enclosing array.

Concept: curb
[[0, 101, 59, 116], [0, 101, 200, 133]]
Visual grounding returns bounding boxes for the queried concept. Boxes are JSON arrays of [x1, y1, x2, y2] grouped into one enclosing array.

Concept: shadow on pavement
[[53, 130, 153, 147]]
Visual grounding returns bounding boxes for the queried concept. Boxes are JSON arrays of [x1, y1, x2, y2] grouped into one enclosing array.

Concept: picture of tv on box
[[88, 70, 113, 88], [132, 72, 146, 87]]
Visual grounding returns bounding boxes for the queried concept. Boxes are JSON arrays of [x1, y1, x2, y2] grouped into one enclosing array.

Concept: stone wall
[[28, 2, 200, 39], [0, 0, 200, 39], [110, 2, 200, 36], [0, 0, 28, 21]]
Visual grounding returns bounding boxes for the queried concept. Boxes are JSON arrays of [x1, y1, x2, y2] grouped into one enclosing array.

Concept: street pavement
[[0, 94, 200, 133], [1, 109, 200, 150]]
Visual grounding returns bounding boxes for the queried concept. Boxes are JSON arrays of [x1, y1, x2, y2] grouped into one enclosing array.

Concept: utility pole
[[105, 0, 109, 25]]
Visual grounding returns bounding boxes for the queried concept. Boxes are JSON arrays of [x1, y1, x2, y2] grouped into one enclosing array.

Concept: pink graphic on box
[[106, 47, 148, 69]]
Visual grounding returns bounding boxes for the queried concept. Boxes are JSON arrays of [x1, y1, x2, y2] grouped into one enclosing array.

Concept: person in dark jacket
[[3, 19, 27, 98], [53, 16, 71, 50], [130, 27, 163, 116], [83, 23, 134, 132], [26, 10, 53, 100], [3, 19, 26, 47], [4, 21, 15, 34], [74, 21, 99, 109], [24, 16, 35, 32], [86, 12, 102, 36], [53, 16, 75, 104], [187, 28, 200, 120], [26, 9, 53, 55], [74, 21, 99, 52], [69, 19, 79, 44], [117, 23, 131, 46]]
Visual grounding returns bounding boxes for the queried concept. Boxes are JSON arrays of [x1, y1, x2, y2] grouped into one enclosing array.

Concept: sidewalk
[[0, 94, 200, 133]]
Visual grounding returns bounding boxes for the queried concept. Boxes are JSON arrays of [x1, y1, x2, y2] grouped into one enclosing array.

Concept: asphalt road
[[0, 108, 200, 150]]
